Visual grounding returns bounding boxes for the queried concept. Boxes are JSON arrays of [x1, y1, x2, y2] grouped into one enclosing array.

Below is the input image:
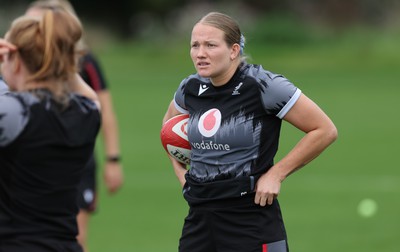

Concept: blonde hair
[[29, 0, 76, 15], [198, 12, 245, 56], [7, 9, 82, 102], [27, 0, 87, 53]]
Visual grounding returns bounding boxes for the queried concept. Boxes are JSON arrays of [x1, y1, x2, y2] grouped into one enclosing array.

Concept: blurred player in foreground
[[26, 1, 124, 251], [163, 11, 338, 252], [0, 9, 100, 252]]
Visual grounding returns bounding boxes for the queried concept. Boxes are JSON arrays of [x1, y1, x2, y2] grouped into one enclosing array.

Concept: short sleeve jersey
[[0, 90, 100, 241], [174, 63, 301, 184]]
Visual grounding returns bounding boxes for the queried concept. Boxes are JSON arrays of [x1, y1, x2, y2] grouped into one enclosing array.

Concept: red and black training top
[[79, 52, 108, 92]]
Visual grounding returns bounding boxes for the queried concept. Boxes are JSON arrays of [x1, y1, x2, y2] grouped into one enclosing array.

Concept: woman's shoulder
[[181, 73, 210, 86], [242, 64, 294, 91], [243, 63, 281, 81], [1, 91, 40, 107], [0, 77, 9, 95], [70, 93, 101, 112], [0, 93, 30, 146]]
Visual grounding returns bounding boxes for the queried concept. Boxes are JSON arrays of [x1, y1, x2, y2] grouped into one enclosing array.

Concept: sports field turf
[[86, 28, 400, 251]]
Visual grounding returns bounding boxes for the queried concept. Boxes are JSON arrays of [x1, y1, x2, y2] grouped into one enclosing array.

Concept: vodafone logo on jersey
[[198, 108, 221, 137]]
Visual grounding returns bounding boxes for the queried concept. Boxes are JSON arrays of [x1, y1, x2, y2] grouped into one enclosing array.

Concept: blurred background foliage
[[1, 0, 400, 43]]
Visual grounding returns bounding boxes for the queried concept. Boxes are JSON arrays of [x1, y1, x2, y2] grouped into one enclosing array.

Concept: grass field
[[86, 28, 400, 252]]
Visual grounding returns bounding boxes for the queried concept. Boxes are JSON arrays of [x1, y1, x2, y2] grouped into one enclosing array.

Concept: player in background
[[162, 12, 338, 252], [0, 10, 100, 252], [26, 1, 124, 251]]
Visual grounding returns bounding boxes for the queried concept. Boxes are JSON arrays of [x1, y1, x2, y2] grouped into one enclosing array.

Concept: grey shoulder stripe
[[0, 95, 29, 146], [0, 79, 9, 95], [277, 89, 302, 119]]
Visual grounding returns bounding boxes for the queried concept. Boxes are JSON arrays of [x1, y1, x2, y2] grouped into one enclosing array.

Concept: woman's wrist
[[106, 155, 121, 163]]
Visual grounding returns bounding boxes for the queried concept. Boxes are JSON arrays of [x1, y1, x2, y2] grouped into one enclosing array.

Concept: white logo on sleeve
[[198, 84, 209, 96], [198, 108, 221, 137]]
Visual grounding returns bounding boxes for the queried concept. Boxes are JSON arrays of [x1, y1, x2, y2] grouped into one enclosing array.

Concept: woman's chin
[[196, 70, 211, 78]]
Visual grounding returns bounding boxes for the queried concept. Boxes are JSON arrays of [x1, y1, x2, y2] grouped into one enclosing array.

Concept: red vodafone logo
[[198, 108, 221, 137]]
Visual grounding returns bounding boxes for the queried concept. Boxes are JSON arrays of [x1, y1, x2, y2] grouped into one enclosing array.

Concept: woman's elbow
[[326, 123, 338, 144]]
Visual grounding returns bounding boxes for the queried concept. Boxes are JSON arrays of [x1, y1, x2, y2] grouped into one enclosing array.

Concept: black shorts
[[77, 154, 97, 212], [179, 193, 289, 252]]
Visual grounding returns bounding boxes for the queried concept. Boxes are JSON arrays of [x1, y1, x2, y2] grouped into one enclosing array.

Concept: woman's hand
[[0, 39, 17, 62], [254, 169, 282, 206], [104, 161, 124, 193]]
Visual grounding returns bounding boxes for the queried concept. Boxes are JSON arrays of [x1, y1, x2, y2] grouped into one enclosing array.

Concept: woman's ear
[[230, 43, 241, 61]]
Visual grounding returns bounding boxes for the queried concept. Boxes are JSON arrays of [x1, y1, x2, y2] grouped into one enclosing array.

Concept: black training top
[[0, 89, 100, 244], [174, 63, 301, 203], [79, 52, 108, 92]]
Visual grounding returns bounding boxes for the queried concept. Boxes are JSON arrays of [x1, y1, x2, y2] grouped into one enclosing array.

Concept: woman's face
[[190, 23, 238, 85]]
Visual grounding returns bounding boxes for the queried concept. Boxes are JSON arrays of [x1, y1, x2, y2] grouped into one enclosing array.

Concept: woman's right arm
[[162, 100, 188, 187]]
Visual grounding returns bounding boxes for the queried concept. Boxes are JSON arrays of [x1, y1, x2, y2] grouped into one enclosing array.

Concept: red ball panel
[[160, 114, 191, 164]]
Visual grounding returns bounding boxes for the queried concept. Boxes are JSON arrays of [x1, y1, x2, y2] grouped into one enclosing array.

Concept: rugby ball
[[160, 114, 191, 165]]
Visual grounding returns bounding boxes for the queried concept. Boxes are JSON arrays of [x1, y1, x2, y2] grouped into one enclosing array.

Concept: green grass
[[87, 29, 400, 251]]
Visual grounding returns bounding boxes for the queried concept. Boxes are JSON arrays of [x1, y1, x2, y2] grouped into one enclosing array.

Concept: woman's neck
[[211, 61, 241, 87], [23, 79, 67, 97]]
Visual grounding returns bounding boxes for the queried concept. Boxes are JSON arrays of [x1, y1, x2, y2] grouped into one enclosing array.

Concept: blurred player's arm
[[97, 90, 123, 194], [163, 100, 187, 187]]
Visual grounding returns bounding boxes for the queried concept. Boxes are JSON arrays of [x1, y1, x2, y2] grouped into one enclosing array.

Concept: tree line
[[2, 0, 398, 38]]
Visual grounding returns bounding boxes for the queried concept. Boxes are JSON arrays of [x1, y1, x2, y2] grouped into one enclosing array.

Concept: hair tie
[[239, 34, 245, 55]]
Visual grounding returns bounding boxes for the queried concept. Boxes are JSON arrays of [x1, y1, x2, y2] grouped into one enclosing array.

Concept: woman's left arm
[[98, 90, 124, 194], [255, 93, 338, 206]]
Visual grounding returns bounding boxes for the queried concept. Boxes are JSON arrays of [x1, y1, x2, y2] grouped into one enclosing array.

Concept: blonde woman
[[163, 12, 338, 252], [0, 10, 100, 252], [25, 1, 124, 251]]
